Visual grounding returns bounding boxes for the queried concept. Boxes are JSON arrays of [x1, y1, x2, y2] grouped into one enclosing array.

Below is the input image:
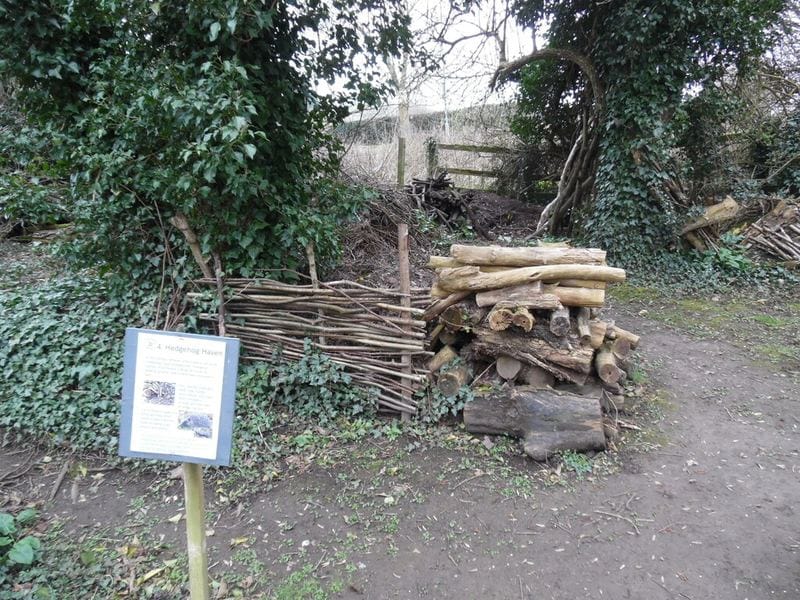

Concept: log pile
[[423, 244, 641, 460], [742, 199, 800, 264], [191, 278, 431, 415]]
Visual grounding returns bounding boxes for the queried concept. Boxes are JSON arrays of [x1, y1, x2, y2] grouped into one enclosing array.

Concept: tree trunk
[[450, 244, 606, 266], [463, 386, 606, 461]]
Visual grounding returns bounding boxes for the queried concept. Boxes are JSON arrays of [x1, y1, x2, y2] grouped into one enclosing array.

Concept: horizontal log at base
[[450, 244, 607, 266], [463, 386, 606, 461]]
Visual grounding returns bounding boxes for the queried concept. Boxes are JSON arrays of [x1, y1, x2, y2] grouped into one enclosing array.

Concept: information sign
[[119, 328, 240, 465]]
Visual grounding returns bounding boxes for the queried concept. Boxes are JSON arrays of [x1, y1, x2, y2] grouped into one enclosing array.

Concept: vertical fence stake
[[397, 223, 413, 421], [397, 137, 406, 188], [183, 462, 209, 600], [426, 138, 438, 179]]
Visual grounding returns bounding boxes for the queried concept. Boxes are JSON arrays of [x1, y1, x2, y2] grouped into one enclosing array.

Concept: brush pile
[[423, 244, 641, 460], [743, 199, 800, 264]]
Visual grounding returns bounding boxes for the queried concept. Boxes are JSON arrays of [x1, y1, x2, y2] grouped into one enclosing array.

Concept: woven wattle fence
[[191, 277, 432, 415]]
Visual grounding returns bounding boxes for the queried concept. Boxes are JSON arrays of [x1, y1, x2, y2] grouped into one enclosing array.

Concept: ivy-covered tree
[[500, 0, 784, 258], [0, 0, 412, 288]]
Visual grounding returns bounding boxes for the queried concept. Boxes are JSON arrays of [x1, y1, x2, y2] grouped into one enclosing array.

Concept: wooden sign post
[[118, 329, 240, 599]]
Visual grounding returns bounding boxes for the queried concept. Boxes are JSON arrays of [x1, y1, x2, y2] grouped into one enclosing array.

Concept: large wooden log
[[551, 279, 607, 290], [463, 386, 606, 461], [681, 196, 739, 235], [471, 326, 593, 384], [438, 264, 625, 292], [588, 319, 607, 349], [451, 244, 607, 266], [427, 256, 463, 269], [475, 282, 562, 309]]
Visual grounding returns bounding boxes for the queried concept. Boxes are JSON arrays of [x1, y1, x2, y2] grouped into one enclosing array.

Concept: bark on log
[[437, 365, 470, 397], [595, 343, 625, 384], [549, 307, 571, 337], [428, 345, 458, 373], [450, 244, 606, 266], [471, 327, 592, 384], [438, 264, 625, 292], [463, 386, 606, 461], [681, 196, 739, 235], [496, 355, 522, 380], [576, 307, 591, 345], [475, 282, 562, 310], [518, 365, 555, 388]]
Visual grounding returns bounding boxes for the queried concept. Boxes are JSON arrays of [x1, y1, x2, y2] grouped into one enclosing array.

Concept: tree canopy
[[0, 0, 413, 292], [506, 0, 787, 258]]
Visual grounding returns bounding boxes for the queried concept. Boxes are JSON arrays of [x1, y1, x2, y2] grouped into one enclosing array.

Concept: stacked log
[[423, 244, 641, 460]]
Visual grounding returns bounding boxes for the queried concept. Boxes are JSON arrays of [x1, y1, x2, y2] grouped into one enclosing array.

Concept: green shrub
[[0, 275, 148, 451]]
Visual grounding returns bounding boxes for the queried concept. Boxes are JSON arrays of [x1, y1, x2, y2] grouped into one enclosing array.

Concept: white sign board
[[119, 329, 240, 465]]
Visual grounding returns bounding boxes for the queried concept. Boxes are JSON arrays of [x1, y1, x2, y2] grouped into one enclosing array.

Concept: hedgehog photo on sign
[[142, 380, 176, 406]]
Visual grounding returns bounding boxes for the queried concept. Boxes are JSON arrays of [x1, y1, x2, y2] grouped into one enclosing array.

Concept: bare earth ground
[[3, 306, 799, 599]]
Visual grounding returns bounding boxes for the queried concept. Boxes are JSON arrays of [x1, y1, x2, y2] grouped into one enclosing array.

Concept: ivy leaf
[[243, 144, 256, 159], [8, 536, 40, 565], [0, 513, 15, 536], [209, 22, 221, 42]]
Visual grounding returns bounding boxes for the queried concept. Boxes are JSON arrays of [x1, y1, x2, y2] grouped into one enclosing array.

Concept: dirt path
[[3, 315, 799, 599]]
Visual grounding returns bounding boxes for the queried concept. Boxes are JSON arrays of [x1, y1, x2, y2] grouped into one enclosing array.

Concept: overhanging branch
[[490, 47, 604, 114]]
